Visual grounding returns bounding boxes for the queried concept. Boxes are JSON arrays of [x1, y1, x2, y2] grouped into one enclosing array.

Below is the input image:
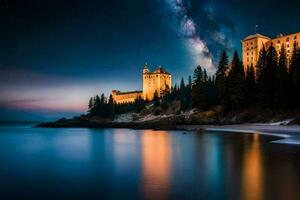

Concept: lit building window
[[286, 37, 289, 42]]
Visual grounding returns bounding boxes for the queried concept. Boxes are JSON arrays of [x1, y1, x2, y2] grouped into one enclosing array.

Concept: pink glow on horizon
[[0, 67, 141, 114], [9, 100, 87, 112]]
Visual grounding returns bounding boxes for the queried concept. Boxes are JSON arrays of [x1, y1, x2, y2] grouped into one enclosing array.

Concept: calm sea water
[[0, 123, 300, 200]]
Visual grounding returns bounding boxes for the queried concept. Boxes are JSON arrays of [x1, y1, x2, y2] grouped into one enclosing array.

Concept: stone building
[[242, 32, 300, 71], [111, 90, 142, 104], [142, 64, 171, 101], [112, 64, 172, 104]]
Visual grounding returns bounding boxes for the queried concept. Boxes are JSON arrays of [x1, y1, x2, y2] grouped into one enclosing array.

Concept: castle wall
[[160, 74, 171, 93], [112, 90, 142, 104]]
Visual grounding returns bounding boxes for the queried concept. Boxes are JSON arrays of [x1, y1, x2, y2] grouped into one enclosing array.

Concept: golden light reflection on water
[[141, 130, 171, 200], [110, 129, 139, 170], [241, 133, 264, 200]]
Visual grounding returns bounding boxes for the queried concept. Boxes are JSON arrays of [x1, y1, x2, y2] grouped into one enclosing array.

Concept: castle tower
[[143, 63, 149, 74], [142, 64, 171, 101], [142, 63, 150, 100]]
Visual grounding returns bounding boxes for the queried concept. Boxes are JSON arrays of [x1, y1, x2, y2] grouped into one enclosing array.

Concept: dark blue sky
[[0, 0, 299, 120]]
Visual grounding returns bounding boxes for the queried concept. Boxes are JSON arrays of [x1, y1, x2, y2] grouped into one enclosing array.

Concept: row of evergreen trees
[[216, 42, 300, 111], [87, 41, 300, 119], [88, 94, 115, 119], [162, 41, 300, 112], [88, 94, 147, 119]]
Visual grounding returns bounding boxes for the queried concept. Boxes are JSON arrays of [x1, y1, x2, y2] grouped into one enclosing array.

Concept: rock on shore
[[37, 108, 300, 129]]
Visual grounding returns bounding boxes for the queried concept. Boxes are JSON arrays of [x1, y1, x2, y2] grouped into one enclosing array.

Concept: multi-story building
[[242, 32, 300, 70], [142, 65, 171, 101], [112, 64, 172, 104]]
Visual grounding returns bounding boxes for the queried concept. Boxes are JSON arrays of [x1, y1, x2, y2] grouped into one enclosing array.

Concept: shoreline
[[199, 124, 300, 146], [37, 120, 300, 145]]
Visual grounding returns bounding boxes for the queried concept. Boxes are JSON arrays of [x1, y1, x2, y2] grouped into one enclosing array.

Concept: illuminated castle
[[242, 32, 300, 70], [112, 64, 172, 104]]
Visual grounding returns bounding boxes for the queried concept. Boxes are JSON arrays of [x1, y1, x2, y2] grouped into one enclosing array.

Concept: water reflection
[[54, 129, 92, 162], [1, 124, 300, 200], [241, 133, 264, 200], [111, 129, 140, 171], [141, 130, 171, 200]]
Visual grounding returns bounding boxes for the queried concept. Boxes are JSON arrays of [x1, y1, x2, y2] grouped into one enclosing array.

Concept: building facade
[[111, 90, 142, 104], [112, 64, 172, 104], [142, 65, 171, 101], [242, 32, 300, 70]]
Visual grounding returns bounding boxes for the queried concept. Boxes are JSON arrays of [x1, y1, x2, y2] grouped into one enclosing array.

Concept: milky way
[[163, 0, 215, 74]]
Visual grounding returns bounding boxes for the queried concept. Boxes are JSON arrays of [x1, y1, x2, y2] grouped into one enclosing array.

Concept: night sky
[[0, 0, 299, 121]]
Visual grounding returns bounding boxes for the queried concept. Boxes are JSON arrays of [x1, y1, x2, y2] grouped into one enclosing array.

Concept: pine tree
[[100, 93, 105, 104], [94, 95, 101, 116], [180, 78, 185, 90], [203, 68, 208, 83], [188, 75, 192, 88], [107, 94, 115, 119], [256, 46, 267, 78], [186, 75, 193, 108], [264, 43, 278, 107], [145, 94, 149, 102], [225, 50, 245, 110], [289, 42, 300, 108], [245, 64, 255, 106], [179, 77, 188, 110], [88, 97, 94, 113], [256, 46, 268, 106], [153, 90, 160, 107], [290, 42, 298, 73], [216, 50, 229, 105], [205, 75, 218, 107], [98, 93, 106, 116], [192, 65, 207, 110], [173, 84, 178, 93], [276, 44, 288, 108], [135, 96, 146, 112]]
